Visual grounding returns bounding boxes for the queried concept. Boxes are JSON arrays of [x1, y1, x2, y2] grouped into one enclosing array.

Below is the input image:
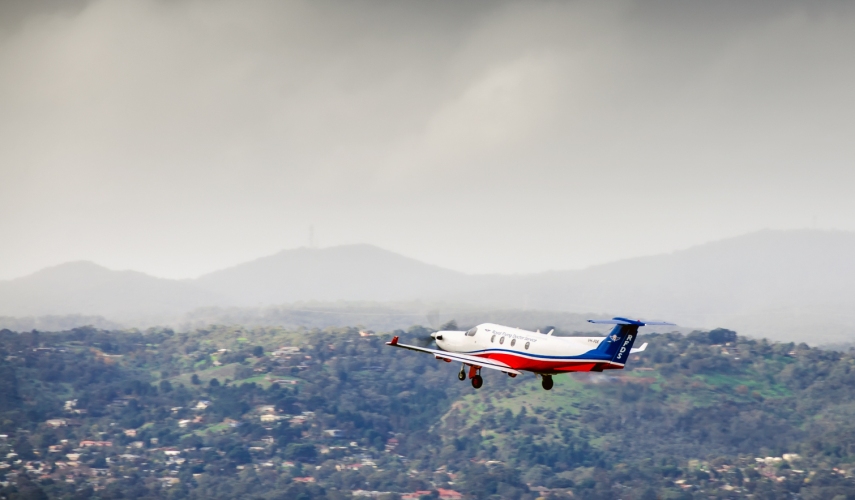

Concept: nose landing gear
[[458, 364, 466, 381], [541, 375, 554, 391]]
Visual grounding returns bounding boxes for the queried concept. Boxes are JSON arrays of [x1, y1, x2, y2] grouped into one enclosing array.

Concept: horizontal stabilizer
[[588, 317, 676, 326], [630, 342, 648, 354]]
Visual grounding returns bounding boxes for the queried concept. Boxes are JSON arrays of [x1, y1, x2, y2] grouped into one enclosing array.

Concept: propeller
[[411, 315, 459, 347], [414, 334, 435, 348]]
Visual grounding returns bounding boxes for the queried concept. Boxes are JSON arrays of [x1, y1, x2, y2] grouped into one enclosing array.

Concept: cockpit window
[[466, 327, 478, 336]]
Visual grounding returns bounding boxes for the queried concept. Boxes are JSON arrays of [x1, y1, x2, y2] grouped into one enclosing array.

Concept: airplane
[[386, 317, 674, 390]]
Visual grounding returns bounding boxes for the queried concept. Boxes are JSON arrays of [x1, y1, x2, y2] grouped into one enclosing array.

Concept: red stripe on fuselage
[[475, 352, 623, 374]]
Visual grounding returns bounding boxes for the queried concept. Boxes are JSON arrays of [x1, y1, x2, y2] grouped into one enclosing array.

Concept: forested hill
[[2, 325, 855, 499]]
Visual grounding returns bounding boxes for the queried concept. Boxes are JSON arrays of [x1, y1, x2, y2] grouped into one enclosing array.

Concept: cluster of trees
[[2, 325, 855, 499]]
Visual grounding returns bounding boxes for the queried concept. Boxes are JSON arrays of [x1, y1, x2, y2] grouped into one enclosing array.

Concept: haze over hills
[[194, 244, 483, 305], [0, 261, 226, 318], [1, 229, 854, 343]]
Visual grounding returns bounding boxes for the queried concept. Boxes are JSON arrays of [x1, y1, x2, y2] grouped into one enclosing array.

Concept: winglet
[[388, 336, 399, 346]]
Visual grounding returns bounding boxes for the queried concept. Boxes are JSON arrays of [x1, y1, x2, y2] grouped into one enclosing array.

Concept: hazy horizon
[[0, 227, 846, 281], [3, 0, 855, 280]]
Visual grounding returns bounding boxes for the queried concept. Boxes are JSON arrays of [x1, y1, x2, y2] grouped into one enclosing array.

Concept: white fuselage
[[435, 323, 613, 373]]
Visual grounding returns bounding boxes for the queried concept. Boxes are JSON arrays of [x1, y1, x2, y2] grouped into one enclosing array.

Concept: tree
[[191, 373, 201, 385]]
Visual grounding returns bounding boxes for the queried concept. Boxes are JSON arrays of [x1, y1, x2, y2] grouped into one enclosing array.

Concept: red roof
[[401, 491, 432, 500]]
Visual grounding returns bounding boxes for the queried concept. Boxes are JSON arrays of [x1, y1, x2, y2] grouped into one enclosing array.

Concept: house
[[401, 491, 432, 500], [323, 429, 343, 437], [163, 449, 181, 456], [178, 419, 192, 428], [257, 405, 276, 414], [352, 491, 389, 498], [401, 489, 462, 500], [46, 419, 67, 428], [272, 346, 300, 357], [80, 440, 112, 448], [293, 477, 316, 483], [260, 414, 281, 423], [195, 401, 210, 410], [385, 438, 398, 451], [124, 429, 137, 437]]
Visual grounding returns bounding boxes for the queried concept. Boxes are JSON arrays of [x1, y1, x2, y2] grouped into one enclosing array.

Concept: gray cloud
[[2, 0, 854, 279]]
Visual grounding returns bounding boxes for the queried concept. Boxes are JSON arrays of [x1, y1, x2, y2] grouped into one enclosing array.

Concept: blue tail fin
[[589, 317, 674, 365], [594, 324, 639, 364]]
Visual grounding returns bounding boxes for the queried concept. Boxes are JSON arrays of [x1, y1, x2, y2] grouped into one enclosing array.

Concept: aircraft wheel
[[471, 375, 483, 389], [458, 370, 466, 381], [541, 376, 554, 391], [507, 372, 517, 378]]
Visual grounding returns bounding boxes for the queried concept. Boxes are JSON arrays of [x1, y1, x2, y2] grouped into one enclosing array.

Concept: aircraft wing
[[387, 336, 522, 376]]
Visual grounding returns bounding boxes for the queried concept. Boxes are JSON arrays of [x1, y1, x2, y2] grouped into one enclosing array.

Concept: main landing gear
[[541, 375, 554, 391], [460, 364, 483, 389]]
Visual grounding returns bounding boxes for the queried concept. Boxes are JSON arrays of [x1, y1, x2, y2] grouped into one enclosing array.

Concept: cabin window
[[466, 328, 477, 337], [525, 342, 530, 350], [491, 335, 495, 343], [510, 339, 516, 347], [499, 337, 505, 345]]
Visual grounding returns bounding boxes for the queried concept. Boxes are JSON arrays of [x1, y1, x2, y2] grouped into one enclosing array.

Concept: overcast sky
[[1, 0, 854, 280]]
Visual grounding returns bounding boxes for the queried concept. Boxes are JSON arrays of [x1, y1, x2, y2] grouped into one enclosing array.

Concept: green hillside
[[1, 325, 855, 499]]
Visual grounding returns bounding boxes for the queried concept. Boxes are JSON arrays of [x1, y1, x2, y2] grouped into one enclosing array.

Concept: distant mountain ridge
[[194, 244, 479, 305], [2, 230, 855, 342], [0, 261, 226, 318]]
